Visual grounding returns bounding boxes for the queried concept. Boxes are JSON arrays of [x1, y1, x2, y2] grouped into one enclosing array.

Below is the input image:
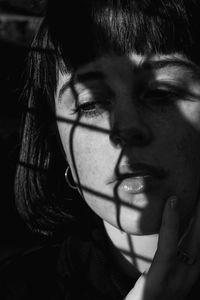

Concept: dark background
[[0, 0, 46, 260]]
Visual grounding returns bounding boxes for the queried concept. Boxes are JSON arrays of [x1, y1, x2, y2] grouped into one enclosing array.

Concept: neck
[[103, 221, 159, 275]]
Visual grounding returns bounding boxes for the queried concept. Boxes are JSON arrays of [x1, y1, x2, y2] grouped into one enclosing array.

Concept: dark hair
[[15, 0, 200, 236], [15, 20, 86, 237], [47, 0, 200, 69]]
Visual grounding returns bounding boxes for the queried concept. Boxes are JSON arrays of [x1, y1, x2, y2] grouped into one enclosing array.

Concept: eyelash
[[72, 101, 110, 118]]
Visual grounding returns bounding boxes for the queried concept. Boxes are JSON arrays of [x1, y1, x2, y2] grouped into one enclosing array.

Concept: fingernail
[[169, 196, 178, 209]]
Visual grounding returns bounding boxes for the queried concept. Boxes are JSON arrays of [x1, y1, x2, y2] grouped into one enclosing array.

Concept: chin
[[114, 211, 162, 235], [120, 225, 160, 236]]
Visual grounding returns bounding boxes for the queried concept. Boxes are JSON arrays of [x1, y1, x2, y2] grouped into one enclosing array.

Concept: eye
[[72, 100, 111, 118], [142, 88, 181, 105], [70, 86, 113, 118], [73, 101, 102, 118]]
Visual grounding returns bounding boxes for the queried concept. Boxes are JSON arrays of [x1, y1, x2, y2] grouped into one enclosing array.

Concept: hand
[[125, 196, 200, 300]]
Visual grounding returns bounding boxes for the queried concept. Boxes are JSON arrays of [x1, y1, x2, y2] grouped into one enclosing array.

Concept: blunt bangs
[[47, 0, 200, 70]]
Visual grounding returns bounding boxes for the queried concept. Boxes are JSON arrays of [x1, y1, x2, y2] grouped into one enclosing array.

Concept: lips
[[109, 163, 167, 182], [108, 162, 167, 194]]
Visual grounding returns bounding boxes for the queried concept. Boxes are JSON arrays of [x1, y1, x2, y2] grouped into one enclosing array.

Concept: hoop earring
[[65, 167, 78, 190]]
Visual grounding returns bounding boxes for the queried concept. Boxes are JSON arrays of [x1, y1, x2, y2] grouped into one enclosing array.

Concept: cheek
[[170, 120, 200, 192], [177, 100, 200, 131], [176, 101, 200, 157], [58, 121, 112, 189], [175, 130, 200, 195], [173, 102, 200, 171], [73, 141, 98, 186], [173, 126, 200, 222], [72, 134, 109, 188], [176, 133, 200, 168], [155, 103, 200, 170]]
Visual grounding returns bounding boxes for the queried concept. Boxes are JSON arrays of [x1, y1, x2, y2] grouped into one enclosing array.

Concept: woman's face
[[55, 53, 200, 235]]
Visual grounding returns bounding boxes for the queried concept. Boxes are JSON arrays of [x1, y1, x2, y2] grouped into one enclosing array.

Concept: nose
[[109, 109, 152, 148]]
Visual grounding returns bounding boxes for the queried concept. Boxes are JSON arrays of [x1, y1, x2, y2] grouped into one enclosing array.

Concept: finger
[[179, 198, 200, 256], [149, 196, 179, 278], [156, 196, 179, 260], [166, 196, 200, 298], [176, 197, 200, 289]]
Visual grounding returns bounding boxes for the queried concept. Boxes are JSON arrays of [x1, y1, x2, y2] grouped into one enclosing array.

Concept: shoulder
[[0, 244, 63, 300]]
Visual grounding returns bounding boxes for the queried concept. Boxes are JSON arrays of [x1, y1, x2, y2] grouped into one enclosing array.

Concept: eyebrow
[[58, 70, 105, 101], [145, 57, 200, 73]]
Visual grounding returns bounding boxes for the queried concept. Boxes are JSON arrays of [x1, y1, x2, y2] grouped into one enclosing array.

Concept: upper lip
[[108, 162, 167, 184]]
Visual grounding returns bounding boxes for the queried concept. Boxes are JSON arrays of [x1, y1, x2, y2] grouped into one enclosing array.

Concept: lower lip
[[117, 175, 163, 194]]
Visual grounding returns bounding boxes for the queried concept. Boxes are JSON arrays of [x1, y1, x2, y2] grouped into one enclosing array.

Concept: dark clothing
[[0, 221, 136, 300], [0, 220, 199, 299]]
